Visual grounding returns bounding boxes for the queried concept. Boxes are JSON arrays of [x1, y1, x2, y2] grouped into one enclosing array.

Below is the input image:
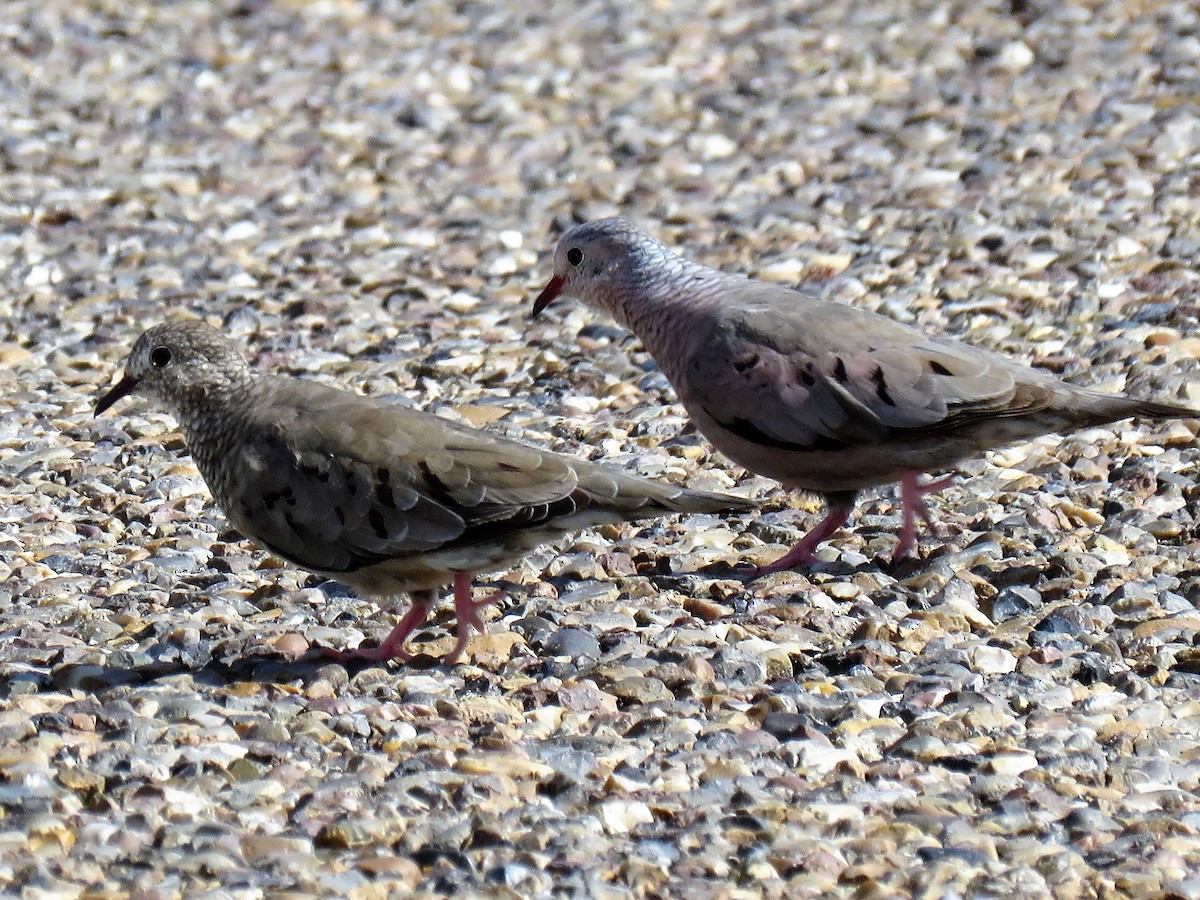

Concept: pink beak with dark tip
[[531, 275, 566, 318], [95, 375, 139, 416]]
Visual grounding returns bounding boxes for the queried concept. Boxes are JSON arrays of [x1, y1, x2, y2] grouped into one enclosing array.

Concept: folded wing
[[222, 381, 585, 572], [685, 287, 1056, 452]]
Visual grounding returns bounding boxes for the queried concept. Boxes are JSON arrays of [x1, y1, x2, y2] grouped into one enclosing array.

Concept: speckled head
[[531, 218, 673, 321], [95, 320, 252, 417]]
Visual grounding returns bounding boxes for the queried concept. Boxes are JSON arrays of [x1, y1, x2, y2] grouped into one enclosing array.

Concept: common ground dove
[[533, 217, 1197, 572], [96, 320, 754, 663]]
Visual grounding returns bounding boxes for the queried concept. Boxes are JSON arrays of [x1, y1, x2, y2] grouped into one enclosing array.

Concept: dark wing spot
[[452, 490, 587, 547], [929, 360, 953, 376], [872, 366, 896, 406], [375, 481, 397, 509], [368, 508, 388, 540], [798, 366, 816, 387], [334, 506, 346, 525], [726, 416, 848, 452], [833, 357, 848, 383], [733, 352, 760, 375], [418, 462, 455, 503], [262, 484, 297, 511], [374, 468, 396, 509], [300, 461, 331, 482]]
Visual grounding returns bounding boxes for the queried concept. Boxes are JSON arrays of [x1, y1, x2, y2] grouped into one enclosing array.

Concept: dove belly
[[698, 425, 975, 492], [295, 507, 638, 598], [684, 402, 1060, 494]]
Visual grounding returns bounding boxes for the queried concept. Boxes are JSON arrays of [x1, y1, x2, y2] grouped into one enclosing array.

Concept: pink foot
[[321, 576, 506, 667], [893, 472, 954, 560], [740, 501, 855, 577], [443, 571, 505, 665], [322, 597, 433, 664]]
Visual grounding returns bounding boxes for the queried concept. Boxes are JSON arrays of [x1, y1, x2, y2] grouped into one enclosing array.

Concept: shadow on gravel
[[11, 650, 444, 696]]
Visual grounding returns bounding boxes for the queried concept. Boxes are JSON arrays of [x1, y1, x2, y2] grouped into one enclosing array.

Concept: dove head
[[96, 320, 253, 417], [532, 218, 676, 325]]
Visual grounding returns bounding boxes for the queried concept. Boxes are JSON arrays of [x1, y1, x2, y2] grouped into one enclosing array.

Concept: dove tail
[[1126, 398, 1200, 421], [655, 484, 757, 514], [573, 462, 754, 516], [1074, 392, 1200, 428]]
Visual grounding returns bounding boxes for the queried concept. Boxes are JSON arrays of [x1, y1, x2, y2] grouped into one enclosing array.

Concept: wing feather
[[685, 288, 1055, 452]]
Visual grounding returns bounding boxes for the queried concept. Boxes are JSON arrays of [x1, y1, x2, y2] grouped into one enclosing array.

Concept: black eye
[[150, 346, 172, 368], [566, 247, 584, 267]]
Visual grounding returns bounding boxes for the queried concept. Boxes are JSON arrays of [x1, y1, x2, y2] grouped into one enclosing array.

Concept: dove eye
[[150, 347, 172, 368], [566, 247, 584, 267]]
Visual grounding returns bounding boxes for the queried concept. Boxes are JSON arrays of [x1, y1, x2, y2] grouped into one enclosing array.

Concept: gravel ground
[[3, 0, 1200, 896]]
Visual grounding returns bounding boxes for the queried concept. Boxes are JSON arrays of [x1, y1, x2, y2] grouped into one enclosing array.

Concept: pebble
[[541, 626, 602, 659], [990, 585, 1043, 622]]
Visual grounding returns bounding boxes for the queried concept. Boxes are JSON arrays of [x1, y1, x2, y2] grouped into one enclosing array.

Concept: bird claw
[[742, 502, 854, 577], [443, 575, 506, 665], [893, 472, 954, 560], [319, 597, 433, 666], [325, 578, 508, 668]]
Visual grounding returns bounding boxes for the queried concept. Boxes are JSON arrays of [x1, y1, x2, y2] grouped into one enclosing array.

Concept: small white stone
[[907, 168, 960, 188], [488, 254, 519, 276], [443, 292, 480, 313], [1111, 237, 1144, 259], [600, 800, 653, 834], [399, 229, 438, 249], [696, 133, 737, 160], [498, 230, 523, 250], [222, 221, 259, 241], [757, 259, 806, 282], [809, 252, 854, 275], [24, 264, 57, 287], [988, 753, 1038, 775], [387, 722, 417, 742], [995, 40, 1034, 72], [194, 70, 221, 91], [968, 644, 1017, 675], [445, 65, 473, 93], [559, 395, 601, 415], [826, 582, 861, 601], [795, 743, 860, 775], [1022, 251, 1059, 272]]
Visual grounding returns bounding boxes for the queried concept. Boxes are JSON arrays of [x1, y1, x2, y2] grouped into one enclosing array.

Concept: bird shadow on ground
[[681, 557, 879, 583], [21, 649, 438, 697], [666, 549, 959, 599], [13, 553, 960, 698]]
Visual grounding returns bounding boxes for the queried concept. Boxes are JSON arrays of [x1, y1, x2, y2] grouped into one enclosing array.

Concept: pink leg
[[893, 472, 954, 560], [741, 500, 855, 577], [323, 591, 435, 664], [443, 571, 505, 665]]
